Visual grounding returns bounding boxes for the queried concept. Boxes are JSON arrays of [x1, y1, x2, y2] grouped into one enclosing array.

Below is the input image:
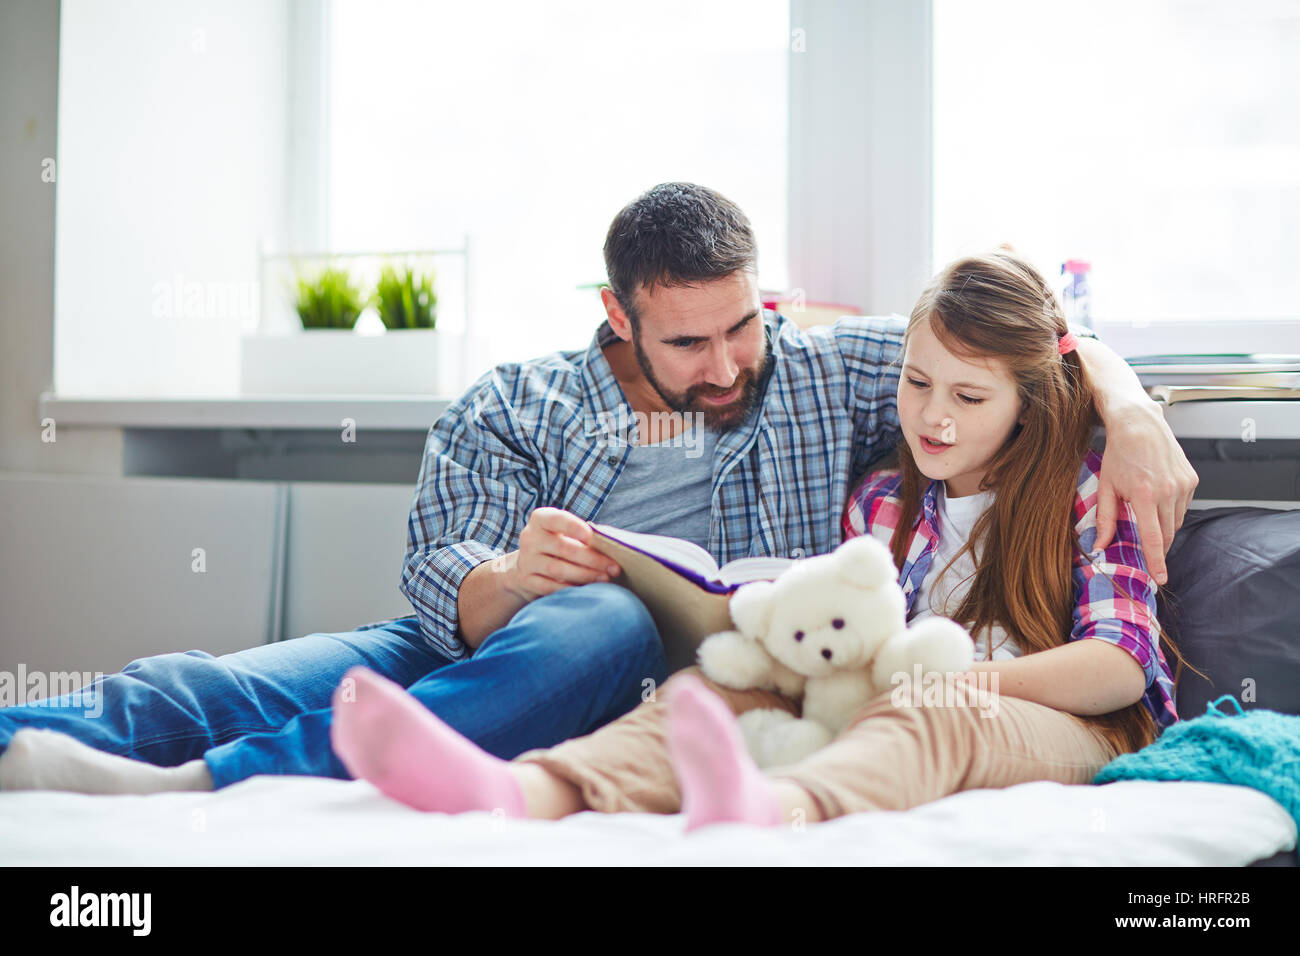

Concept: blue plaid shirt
[[401, 310, 1098, 659]]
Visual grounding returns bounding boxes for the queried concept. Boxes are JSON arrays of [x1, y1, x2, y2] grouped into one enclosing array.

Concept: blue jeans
[[0, 583, 668, 789]]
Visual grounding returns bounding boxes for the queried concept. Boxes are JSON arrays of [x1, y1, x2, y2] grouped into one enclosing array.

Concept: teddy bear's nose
[[821, 648, 833, 660]]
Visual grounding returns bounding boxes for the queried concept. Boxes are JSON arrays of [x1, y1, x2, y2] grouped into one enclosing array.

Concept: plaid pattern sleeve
[[842, 468, 904, 542], [832, 315, 907, 485], [1069, 449, 1180, 728], [401, 368, 545, 661]]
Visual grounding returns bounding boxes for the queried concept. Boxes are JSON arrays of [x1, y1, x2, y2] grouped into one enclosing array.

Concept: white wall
[[54, 0, 291, 397], [0, 473, 285, 675], [281, 482, 415, 639], [0, 474, 418, 676]]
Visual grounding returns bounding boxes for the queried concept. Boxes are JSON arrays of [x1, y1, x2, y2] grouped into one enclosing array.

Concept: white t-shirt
[[910, 483, 1023, 662]]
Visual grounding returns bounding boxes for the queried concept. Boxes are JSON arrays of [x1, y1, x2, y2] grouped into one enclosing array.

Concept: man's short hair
[[602, 182, 757, 327]]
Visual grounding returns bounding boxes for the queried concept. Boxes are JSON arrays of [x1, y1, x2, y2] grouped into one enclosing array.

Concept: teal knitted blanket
[[1094, 695, 1300, 830]]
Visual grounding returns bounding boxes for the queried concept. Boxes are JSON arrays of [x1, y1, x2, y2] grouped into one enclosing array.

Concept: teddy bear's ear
[[833, 535, 899, 589], [728, 580, 777, 638]]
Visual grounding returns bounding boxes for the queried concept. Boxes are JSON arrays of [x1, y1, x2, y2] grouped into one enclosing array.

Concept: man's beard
[[631, 330, 774, 434]]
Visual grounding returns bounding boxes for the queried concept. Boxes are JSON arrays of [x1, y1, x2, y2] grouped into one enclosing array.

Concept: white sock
[[0, 729, 213, 794]]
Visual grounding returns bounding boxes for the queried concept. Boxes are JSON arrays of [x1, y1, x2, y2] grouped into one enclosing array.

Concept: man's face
[[624, 271, 772, 432]]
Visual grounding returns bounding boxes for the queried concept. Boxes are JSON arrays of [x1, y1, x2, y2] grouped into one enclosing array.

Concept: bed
[[0, 775, 1292, 866]]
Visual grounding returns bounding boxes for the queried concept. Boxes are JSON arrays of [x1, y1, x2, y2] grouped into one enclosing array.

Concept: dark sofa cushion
[[1158, 506, 1300, 720]]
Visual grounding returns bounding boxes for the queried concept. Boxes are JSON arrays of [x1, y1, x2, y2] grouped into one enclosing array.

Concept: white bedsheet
[[0, 776, 1293, 866]]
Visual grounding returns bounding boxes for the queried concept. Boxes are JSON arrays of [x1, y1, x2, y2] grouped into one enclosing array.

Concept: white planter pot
[[240, 329, 443, 395]]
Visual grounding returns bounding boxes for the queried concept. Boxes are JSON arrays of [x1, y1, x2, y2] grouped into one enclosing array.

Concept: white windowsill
[[39, 393, 454, 431]]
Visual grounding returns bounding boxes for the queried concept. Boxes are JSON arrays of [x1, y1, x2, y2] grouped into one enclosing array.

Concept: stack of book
[[1126, 354, 1300, 405]]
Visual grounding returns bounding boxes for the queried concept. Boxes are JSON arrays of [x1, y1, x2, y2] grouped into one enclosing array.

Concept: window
[[327, 0, 790, 365], [52, 0, 787, 399], [933, 0, 1300, 327], [55, 0, 291, 397]]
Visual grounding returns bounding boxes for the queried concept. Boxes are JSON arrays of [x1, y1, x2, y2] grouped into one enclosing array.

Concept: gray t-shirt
[[593, 423, 718, 551]]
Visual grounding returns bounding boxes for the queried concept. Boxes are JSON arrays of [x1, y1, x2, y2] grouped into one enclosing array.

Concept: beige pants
[[514, 666, 1123, 820]]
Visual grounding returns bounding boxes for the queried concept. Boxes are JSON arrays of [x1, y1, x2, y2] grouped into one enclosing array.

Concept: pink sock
[[666, 675, 783, 832], [329, 666, 526, 816]]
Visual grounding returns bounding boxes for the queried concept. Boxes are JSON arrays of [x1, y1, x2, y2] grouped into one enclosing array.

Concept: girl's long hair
[[887, 250, 1203, 754]]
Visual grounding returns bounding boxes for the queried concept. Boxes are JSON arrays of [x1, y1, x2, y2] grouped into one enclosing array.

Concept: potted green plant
[[374, 264, 437, 330], [295, 267, 366, 329], [241, 257, 446, 396]]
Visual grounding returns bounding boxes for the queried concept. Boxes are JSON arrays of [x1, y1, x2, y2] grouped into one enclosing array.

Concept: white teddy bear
[[696, 534, 975, 768]]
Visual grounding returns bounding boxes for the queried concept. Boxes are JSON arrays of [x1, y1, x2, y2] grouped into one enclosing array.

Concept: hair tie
[[1057, 330, 1078, 356]]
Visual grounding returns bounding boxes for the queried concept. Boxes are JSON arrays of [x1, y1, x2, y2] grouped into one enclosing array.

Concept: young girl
[[327, 250, 1200, 829]]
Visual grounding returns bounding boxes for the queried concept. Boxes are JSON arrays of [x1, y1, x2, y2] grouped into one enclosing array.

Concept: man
[[0, 183, 1197, 794]]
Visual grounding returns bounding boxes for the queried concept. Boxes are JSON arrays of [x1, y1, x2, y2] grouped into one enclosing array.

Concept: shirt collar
[[579, 320, 633, 437], [920, 476, 943, 535]]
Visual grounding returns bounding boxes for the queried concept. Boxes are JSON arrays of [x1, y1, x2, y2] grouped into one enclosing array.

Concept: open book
[[587, 524, 795, 671]]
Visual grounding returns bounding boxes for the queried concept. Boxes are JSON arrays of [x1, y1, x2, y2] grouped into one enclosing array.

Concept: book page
[[717, 556, 796, 586], [588, 524, 720, 578]]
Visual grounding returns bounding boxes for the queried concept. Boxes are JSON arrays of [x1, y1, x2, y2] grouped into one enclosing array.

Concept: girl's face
[[898, 317, 1026, 498]]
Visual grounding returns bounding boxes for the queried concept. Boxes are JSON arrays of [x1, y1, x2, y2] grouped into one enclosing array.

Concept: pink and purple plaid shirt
[[842, 447, 1180, 730]]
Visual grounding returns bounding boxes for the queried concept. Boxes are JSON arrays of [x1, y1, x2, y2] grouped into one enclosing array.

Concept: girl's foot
[[666, 675, 783, 832], [330, 666, 526, 816]]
